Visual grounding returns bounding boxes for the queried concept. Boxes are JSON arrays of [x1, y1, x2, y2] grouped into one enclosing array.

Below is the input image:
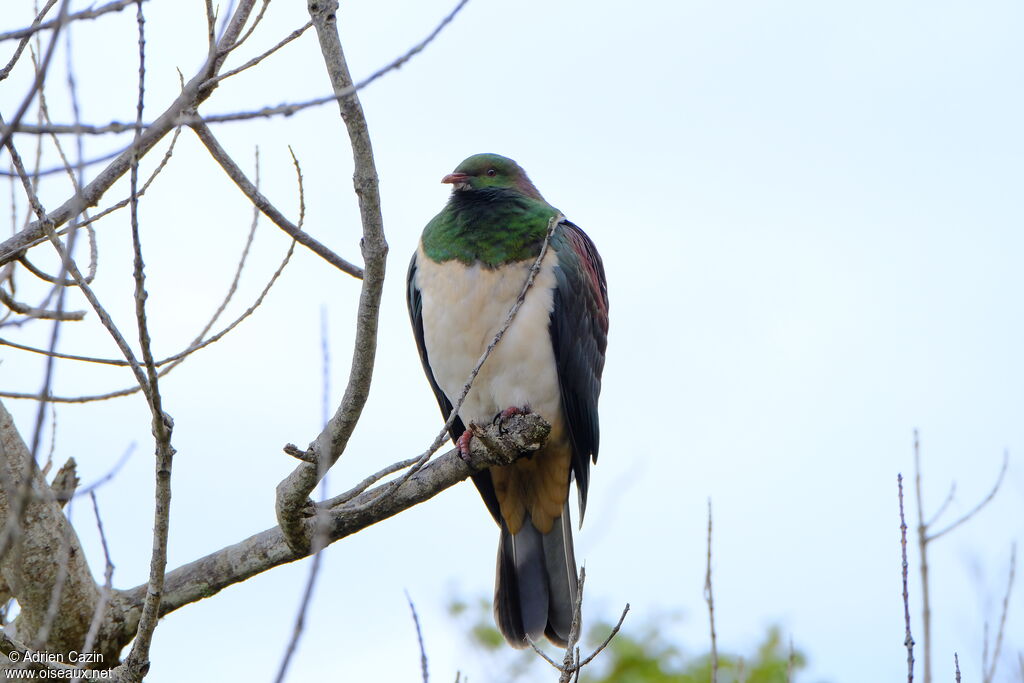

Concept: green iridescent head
[[442, 153, 544, 200]]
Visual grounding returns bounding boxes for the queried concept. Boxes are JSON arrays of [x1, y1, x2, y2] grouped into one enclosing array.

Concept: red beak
[[442, 172, 469, 185]]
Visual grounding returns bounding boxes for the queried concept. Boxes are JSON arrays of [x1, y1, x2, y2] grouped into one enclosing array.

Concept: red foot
[[498, 404, 532, 420], [456, 430, 474, 462]]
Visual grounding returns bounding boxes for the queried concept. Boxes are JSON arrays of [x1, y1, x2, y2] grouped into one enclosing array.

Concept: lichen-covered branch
[[0, 401, 122, 664], [121, 411, 549, 626]]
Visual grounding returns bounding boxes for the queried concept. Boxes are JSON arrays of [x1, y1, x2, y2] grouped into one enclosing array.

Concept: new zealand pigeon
[[407, 153, 609, 647]]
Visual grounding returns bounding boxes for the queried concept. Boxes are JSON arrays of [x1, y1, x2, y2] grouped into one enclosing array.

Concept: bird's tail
[[493, 501, 579, 648]]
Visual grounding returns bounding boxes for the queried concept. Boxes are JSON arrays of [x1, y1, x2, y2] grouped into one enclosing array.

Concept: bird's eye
[[486, 169, 497, 177]]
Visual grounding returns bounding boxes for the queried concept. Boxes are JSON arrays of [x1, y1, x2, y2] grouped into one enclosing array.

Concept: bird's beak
[[441, 172, 470, 185]]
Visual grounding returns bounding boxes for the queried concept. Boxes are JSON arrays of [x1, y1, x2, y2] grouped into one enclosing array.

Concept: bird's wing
[[549, 220, 609, 522], [407, 251, 503, 523]]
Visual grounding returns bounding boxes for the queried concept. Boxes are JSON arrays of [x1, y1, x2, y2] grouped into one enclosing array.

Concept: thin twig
[[219, 0, 268, 54], [272, 305, 333, 683], [0, 337, 131, 365], [913, 430, 932, 683], [2, 0, 469, 134], [271, 545, 322, 681], [928, 451, 1009, 542], [898, 473, 915, 683], [982, 543, 1016, 683], [2, 135, 292, 405], [73, 443, 135, 498], [924, 481, 956, 529], [0, 0, 58, 82], [120, 3, 178, 677], [0, 0, 254, 269], [575, 603, 630, 669], [559, 567, 586, 683], [529, 640, 560, 670], [318, 456, 420, 508], [0, 239, 295, 403], [406, 591, 429, 683], [0, 286, 84, 320], [274, 0, 391, 555], [0, 0, 71, 157], [81, 492, 115, 656], [0, 120, 141, 136], [1, 117, 80, 559], [5, 120, 149, 410], [271, 489, 327, 683], [1, 139, 264, 371], [116, 412, 551, 627], [186, 0, 470, 128], [202, 21, 312, 90], [530, 567, 628, 680], [189, 120, 362, 279], [0, 0, 141, 42], [705, 498, 718, 683], [914, 436, 1010, 683], [38, 47, 99, 287]]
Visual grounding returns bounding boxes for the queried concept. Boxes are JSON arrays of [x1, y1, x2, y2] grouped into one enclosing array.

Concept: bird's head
[[442, 153, 544, 200]]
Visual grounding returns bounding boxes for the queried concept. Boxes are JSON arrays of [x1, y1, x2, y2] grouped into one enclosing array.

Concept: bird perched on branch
[[407, 153, 609, 647]]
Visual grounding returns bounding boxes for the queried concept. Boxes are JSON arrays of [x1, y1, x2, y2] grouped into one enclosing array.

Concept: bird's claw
[[493, 404, 532, 424], [494, 405, 532, 435], [456, 430, 474, 463]]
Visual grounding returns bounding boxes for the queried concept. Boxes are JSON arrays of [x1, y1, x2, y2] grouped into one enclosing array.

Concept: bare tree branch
[[912, 431, 932, 683], [0, 121, 141, 136], [405, 591, 429, 683], [0, 0, 142, 43], [0, 237, 296, 404], [1, 0, 470, 135], [927, 450, 1008, 542], [982, 543, 1016, 683], [82, 492, 115, 657], [0, 0, 70, 157], [273, 301, 331, 683], [202, 21, 313, 90], [117, 412, 550, 630], [0, 401, 115, 662], [575, 603, 630, 670], [274, 0, 389, 555], [191, 0, 470, 127], [898, 473, 915, 683], [189, 120, 363, 279], [529, 567, 629, 681], [0, 286, 84, 320], [913, 432, 1011, 683], [705, 498, 718, 683], [118, 2, 179, 675], [0, 0, 256, 268], [0, 0, 58, 82]]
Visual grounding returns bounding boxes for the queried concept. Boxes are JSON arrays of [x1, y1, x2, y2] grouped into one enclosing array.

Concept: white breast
[[414, 243, 563, 426]]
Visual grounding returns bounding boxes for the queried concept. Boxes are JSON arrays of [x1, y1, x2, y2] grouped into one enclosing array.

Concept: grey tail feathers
[[493, 501, 579, 648]]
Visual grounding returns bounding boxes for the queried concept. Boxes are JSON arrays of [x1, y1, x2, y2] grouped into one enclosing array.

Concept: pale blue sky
[[3, 1, 1023, 681]]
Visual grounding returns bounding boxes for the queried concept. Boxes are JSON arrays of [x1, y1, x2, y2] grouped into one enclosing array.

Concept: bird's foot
[[456, 430, 474, 463], [493, 404, 532, 424], [493, 405, 533, 440]]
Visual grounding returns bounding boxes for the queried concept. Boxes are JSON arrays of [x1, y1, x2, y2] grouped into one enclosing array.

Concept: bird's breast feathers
[[414, 242, 562, 426]]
